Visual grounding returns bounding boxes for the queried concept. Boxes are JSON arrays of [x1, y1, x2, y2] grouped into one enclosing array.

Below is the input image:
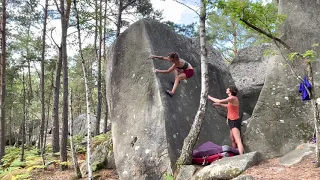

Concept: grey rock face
[[232, 175, 254, 180], [192, 152, 262, 180], [244, 0, 320, 158], [229, 43, 271, 115], [71, 114, 96, 136], [176, 165, 198, 180], [106, 19, 235, 180]]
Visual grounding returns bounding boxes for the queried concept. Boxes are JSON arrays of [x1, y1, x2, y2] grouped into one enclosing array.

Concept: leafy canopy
[[217, 0, 285, 37]]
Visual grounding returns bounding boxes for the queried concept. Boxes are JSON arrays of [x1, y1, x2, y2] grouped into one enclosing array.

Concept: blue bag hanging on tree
[[299, 76, 312, 101]]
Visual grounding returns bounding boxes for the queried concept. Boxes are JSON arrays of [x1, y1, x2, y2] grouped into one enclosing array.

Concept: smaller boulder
[[192, 152, 262, 180], [280, 143, 315, 166]]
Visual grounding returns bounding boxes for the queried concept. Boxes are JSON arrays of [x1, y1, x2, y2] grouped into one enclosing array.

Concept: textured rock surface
[[244, 0, 320, 158], [192, 152, 262, 180], [232, 175, 254, 180], [70, 114, 96, 136], [280, 143, 315, 166], [229, 43, 270, 115], [176, 165, 198, 180], [106, 19, 235, 180]]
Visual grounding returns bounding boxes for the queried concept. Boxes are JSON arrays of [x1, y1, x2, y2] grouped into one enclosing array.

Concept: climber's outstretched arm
[[155, 64, 176, 74], [213, 102, 227, 108], [149, 55, 170, 61], [208, 95, 231, 104]]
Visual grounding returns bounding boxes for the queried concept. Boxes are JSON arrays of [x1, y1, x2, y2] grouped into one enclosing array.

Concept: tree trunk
[[69, 89, 82, 178], [52, 47, 62, 153], [0, 0, 7, 164], [27, 59, 33, 99], [8, 106, 12, 145], [40, 0, 48, 159], [103, 0, 109, 133], [95, 0, 103, 136], [84, 58, 93, 180], [116, 0, 123, 37], [74, 0, 92, 177], [60, 0, 70, 170], [21, 73, 26, 162], [43, 85, 52, 156], [176, 0, 208, 167], [231, 21, 237, 56]]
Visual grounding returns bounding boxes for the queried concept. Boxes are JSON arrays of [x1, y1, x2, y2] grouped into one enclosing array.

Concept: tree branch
[[53, 0, 61, 14], [173, 0, 199, 16], [50, 27, 60, 48], [121, 0, 136, 12], [239, 18, 301, 55]]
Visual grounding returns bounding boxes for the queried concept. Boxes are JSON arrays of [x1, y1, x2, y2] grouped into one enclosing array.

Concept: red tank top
[[227, 102, 239, 120]]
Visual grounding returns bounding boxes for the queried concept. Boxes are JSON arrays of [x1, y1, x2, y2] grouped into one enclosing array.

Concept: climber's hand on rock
[[149, 55, 156, 59]]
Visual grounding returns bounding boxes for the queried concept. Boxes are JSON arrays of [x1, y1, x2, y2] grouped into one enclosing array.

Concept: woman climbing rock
[[149, 52, 194, 97]]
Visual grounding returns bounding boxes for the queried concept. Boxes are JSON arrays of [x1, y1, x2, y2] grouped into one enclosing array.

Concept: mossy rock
[[80, 132, 114, 176]]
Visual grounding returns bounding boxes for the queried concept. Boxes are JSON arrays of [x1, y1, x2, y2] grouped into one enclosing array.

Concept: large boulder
[[229, 43, 271, 115], [71, 114, 96, 136], [70, 114, 110, 136], [244, 0, 320, 158], [106, 19, 236, 180]]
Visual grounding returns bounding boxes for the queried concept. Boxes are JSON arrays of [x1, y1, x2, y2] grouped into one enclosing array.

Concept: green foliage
[[217, 0, 286, 38], [0, 169, 29, 180], [92, 134, 109, 144], [59, 161, 73, 167], [288, 50, 317, 62], [0, 147, 21, 166], [264, 48, 277, 56], [303, 50, 316, 62], [0, 147, 41, 178], [164, 21, 198, 38], [12, 173, 31, 180], [163, 173, 174, 180], [27, 165, 46, 172], [10, 159, 26, 168], [207, 8, 263, 59], [91, 133, 112, 149], [288, 52, 299, 61]]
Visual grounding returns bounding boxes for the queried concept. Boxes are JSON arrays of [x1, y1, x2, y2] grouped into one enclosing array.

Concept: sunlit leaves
[[303, 50, 316, 62], [217, 0, 285, 37], [288, 52, 298, 61]]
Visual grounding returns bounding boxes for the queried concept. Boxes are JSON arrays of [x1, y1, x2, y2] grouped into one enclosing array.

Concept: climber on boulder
[[149, 52, 194, 97]]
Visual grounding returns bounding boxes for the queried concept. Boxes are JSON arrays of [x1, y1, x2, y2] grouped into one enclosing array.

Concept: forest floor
[[29, 153, 319, 180], [242, 153, 320, 180], [31, 168, 119, 180], [1, 144, 319, 180]]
